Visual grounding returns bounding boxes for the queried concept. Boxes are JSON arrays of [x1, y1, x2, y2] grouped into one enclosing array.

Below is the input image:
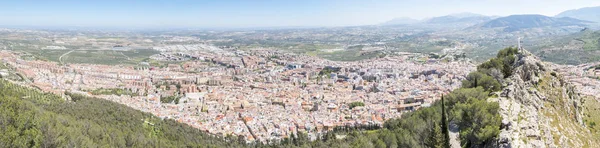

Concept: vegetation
[[89, 88, 138, 96], [318, 66, 340, 78], [583, 96, 600, 138], [477, 47, 518, 78], [462, 72, 501, 92], [451, 97, 501, 146], [60, 49, 159, 65], [532, 29, 600, 65], [160, 96, 180, 104], [312, 48, 385, 61], [0, 79, 242, 147], [17, 49, 161, 65], [348, 101, 365, 109]]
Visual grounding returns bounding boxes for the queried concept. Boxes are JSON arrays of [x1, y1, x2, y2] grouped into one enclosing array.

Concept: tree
[[0, 79, 242, 148], [427, 122, 445, 148], [348, 102, 365, 109], [441, 95, 451, 148], [444, 87, 488, 107], [462, 72, 500, 92], [451, 98, 501, 146], [374, 139, 386, 148]]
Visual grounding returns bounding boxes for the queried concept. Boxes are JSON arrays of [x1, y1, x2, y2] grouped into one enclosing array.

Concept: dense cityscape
[[0, 42, 476, 142], [2, 1, 600, 147]]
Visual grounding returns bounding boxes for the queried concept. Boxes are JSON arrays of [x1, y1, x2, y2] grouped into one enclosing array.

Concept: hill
[[556, 6, 600, 23], [491, 50, 597, 147], [424, 14, 492, 26], [530, 28, 600, 65], [0, 79, 244, 147], [381, 13, 491, 28], [479, 14, 591, 32]]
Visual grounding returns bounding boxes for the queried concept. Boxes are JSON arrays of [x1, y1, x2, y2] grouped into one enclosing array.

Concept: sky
[[1, 0, 600, 28]]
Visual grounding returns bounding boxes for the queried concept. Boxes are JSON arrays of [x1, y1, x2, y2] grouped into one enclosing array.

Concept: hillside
[[556, 6, 600, 23], [0, 80, 244, 148], [479, 15, 590, 32], [491, 50, 598, 147], [531, 29, 600, 65], [424, 15, 492, 26]]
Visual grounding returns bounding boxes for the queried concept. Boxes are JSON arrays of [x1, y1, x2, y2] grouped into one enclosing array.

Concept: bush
[[462, 72, 501, 92], [160, 96, 180, 104], [478, 47, 519, 78]]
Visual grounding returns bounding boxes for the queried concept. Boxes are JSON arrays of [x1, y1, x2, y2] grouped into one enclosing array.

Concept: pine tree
[[428, 122, 444, 148]]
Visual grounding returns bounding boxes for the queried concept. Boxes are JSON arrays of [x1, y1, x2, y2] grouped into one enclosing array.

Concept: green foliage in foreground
[[0, 79, 243, 148]]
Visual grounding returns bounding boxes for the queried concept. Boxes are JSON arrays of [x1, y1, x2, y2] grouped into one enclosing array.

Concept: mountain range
[[478, 14, 591, 31], [381, 12, 493, 26], [380, 17, 420, 25], [556, 6, 600, 23], [382, 7, 600, 30]]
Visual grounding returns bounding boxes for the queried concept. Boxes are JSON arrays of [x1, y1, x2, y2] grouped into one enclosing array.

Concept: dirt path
[[449, 123, 461, 148]]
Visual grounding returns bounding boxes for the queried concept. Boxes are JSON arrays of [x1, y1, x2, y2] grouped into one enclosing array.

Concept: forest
[[0, 79, 244, 148]]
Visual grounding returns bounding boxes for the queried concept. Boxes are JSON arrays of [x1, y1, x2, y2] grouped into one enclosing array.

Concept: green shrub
[[349, 102, 365, 109]]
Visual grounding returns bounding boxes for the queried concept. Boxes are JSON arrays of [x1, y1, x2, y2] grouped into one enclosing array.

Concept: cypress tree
[[441, 95, 451, 148], [473, 77, 478, 88]]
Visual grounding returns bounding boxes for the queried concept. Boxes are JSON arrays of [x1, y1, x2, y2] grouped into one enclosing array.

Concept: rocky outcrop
[[489, 50, 592, 148]]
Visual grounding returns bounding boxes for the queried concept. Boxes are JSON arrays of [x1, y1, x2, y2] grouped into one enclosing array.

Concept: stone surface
[[490, 50, 588, 148]]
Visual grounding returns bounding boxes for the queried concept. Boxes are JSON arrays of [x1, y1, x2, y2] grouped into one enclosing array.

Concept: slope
[[556, 6, 600, 23], [491, 50, 598, 147], [479, 15, 591, 32], [532, 28, 600, 65], [0, 79, 244, 148]]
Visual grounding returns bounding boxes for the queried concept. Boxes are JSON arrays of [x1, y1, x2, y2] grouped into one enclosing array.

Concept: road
[[59, 50, 75, 64]]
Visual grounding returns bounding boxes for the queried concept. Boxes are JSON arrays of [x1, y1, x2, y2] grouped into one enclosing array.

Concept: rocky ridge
[[490, 50, 596, 148]]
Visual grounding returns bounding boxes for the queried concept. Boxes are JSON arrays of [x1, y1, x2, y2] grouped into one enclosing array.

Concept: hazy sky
[[1, 0, 600, 28]]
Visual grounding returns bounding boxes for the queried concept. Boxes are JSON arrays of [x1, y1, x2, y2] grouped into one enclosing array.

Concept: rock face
[[490, 51, 592, 148]]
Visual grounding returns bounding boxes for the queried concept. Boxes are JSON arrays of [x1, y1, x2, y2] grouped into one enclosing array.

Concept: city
[[2, 0, 600, 147], [0, 43, 474, 142]]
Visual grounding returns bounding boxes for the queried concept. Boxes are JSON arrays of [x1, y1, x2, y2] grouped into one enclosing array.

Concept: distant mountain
[[478, 14, 591, 31], [421, 13, 493, 29], [424, 12, 492, 24], [381, 13, 491, 27], [425, 15, 492, 24], [380, 17, 420, 26], [447, 12, 485, 18], [556, 6, 600, 23]]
